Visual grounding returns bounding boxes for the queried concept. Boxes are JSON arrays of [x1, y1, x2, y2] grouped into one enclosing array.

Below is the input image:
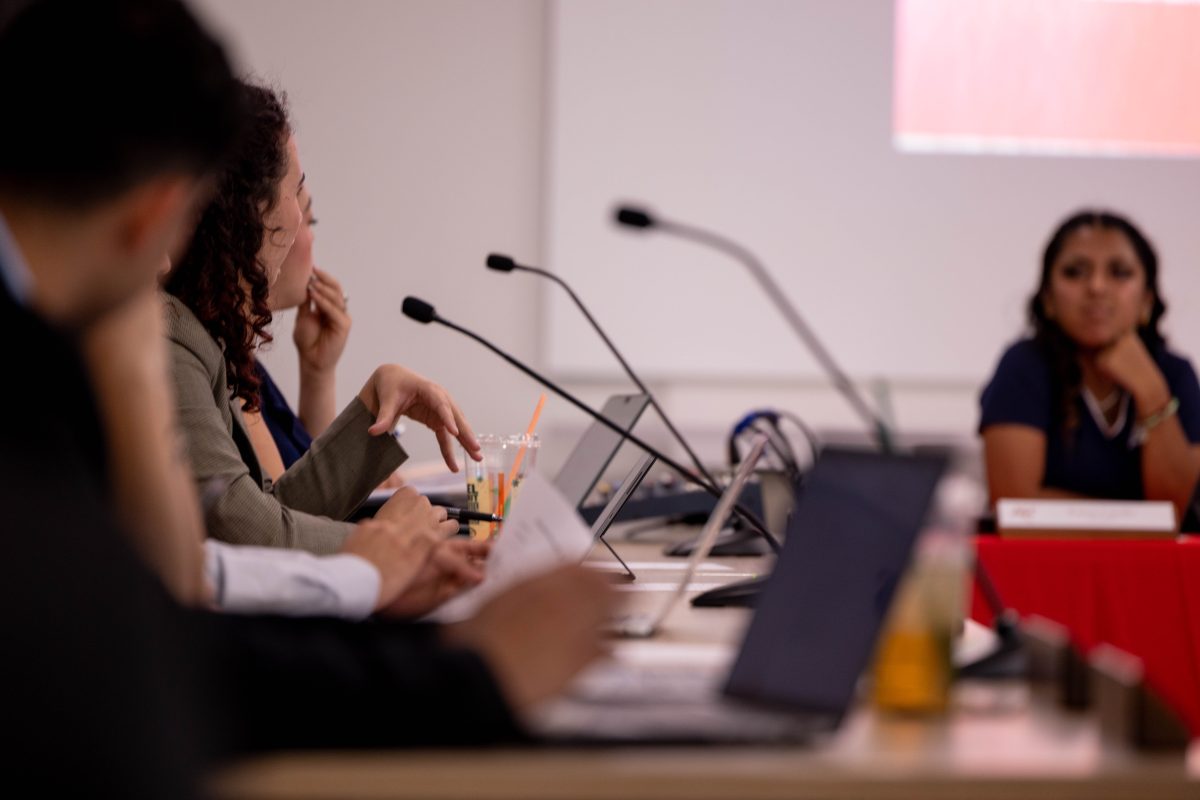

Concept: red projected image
[[894, 0, 1200, 157]]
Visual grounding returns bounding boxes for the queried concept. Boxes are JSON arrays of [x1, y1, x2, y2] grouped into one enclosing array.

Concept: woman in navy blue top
[[245, 183, 352, 475], [980, 210, 1200, 523]]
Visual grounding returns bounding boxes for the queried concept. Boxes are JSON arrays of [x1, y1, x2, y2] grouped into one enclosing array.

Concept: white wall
[[545, 0, 1200, 385], [189, 0, 1200, 479]]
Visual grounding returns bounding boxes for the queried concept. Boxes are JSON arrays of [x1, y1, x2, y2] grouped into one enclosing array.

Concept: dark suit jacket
[[0, 280, 522, 798]]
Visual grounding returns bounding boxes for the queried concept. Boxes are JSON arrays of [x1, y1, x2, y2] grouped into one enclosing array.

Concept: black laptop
[[531, 448, 948, 744]]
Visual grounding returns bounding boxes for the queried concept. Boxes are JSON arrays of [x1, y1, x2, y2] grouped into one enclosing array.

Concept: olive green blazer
[[163, 293, 406, 554]]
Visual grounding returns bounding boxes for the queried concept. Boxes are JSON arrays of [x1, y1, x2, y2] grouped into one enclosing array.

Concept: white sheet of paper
[[427, 470, 596, 623]]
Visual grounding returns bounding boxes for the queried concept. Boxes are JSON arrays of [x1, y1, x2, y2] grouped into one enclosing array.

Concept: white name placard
[[996, 499, 1176, 533]]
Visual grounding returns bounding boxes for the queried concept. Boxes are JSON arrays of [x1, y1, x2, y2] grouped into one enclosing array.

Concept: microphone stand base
[[956, 611, 1027, 680], [690, 575, 769, 608], [664, 525, 772, 558]]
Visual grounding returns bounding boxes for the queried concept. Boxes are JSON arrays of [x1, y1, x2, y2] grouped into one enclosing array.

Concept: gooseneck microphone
[[487, 252, 772, 557], [401, 296, 782, 553], [485, 253, 713, 488], [614, 205, 893, 453]]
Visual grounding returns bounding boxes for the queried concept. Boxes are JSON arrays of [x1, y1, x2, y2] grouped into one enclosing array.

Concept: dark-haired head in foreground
[[0, 0, 245, 326]]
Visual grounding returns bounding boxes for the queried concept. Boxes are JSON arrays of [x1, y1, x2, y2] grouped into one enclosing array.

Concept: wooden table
[[212, 527, 1200, 800]]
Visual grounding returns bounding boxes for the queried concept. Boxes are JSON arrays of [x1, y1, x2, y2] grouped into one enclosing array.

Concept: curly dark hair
[[166, 80, 290, 412], [1027, 209, 1167, 435]]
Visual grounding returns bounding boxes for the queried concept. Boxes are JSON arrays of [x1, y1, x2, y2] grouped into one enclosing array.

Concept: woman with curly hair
[[248, 174, 407, 488], [247, 178, 352, 476], [979, 210, 1200, 524], [165, 81, 481, 555]]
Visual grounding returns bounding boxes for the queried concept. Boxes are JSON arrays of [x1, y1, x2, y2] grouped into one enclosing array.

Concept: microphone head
[[401, 296, 437, 324], [615, 206, 656, 229], [486, 253, 517, 272]]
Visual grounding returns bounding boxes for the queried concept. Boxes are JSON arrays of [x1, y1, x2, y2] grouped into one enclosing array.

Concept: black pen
[[441, 506, 504, 524]]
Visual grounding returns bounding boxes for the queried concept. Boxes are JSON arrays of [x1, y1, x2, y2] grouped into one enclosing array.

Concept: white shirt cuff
[[205, 541, 381, 620]]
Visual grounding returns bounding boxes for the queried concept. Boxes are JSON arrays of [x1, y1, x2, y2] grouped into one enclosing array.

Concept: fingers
[[308, 278, 350, 316], [295, 293, 317, 320], [450, 401, 482, 462], [420, 383, 481, 468], [311, 266, 344, 294], [433, 541, 486, 584], [435, 427, 460, 473], [439, 538, 491, 572], [438, 512, 460, 537], [412, 527, 442, 551], [307, 282, 351, 325], [367, 370, 480, 473], [454, 538, 491, 560], [375, 485, 421, 520], [369, 391, 404, 436], [423, 385, 460, 438]]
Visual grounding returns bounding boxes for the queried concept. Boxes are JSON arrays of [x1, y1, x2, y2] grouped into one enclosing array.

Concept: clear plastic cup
[[500, 434, 540, 520], [464, 434, 505, 540], [463, 433, 541, 540]]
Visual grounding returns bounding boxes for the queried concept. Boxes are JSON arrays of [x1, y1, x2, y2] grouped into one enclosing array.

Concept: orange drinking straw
[[494, 480, 505, 538], [503, 393, 546, 515]]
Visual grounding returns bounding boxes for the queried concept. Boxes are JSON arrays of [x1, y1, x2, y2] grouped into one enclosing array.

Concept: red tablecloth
[[971, 536, 1200, 737]]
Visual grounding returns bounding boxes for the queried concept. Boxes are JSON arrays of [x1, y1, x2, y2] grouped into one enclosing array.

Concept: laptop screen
[[723, 448, 947, 716], [553, 393, 650, 509]]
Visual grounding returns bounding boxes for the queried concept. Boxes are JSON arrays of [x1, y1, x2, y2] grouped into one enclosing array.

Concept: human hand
[[357, 365, 482, 471], [443, 565, 616, 710], [373, 485, 460, 542], [341, 513, 446, 611], [1095, 330, 1171, 413], [293, 266, 351, 375], [377, 537, 490, 618]]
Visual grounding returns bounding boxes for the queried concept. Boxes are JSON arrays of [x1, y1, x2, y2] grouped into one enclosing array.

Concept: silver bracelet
[[1130, 396, 1180, 447]]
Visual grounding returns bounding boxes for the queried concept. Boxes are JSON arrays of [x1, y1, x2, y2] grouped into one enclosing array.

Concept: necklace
[[1082, 388, 1129, 440], [1096, 391, 1122, 412]]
